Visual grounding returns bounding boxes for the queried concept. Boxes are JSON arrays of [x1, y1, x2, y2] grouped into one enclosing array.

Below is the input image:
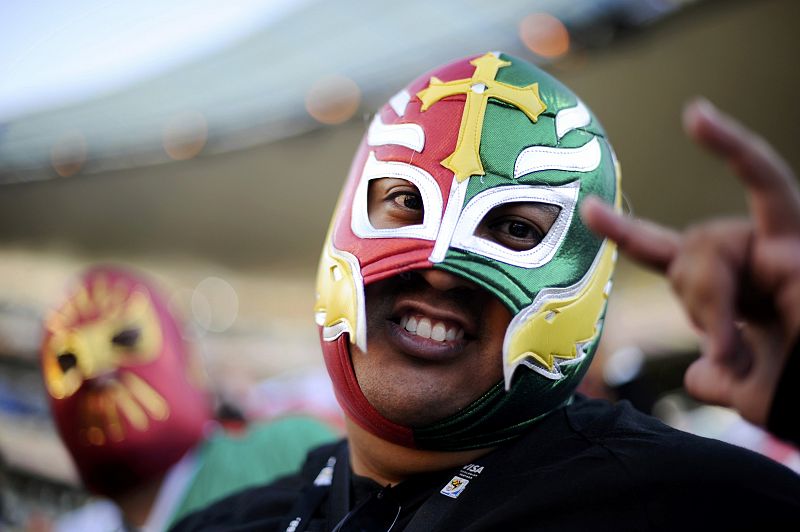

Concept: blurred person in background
[[582, 98, 800, 449], [0, 452, 8, 528], [42, 266, 336, 531], [173, 53, 800, 531]]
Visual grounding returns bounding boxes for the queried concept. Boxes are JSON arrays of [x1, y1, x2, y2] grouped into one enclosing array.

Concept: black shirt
[[172, 396, 800, 531], [768, 336, 800, 445]]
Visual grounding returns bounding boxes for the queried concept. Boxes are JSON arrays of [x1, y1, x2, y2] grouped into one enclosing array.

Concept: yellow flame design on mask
[[42, 277, 162, 400], [314, 223, 365, 350], [78, 375, 170, 445], [503, 160, 622, 388], [504, 241, 616, 386]]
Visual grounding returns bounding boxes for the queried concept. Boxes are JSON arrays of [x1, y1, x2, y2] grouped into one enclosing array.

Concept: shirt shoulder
[[562, 396, 800, 529], [169, 439, 343, 532], [426, 397, 800, 531]]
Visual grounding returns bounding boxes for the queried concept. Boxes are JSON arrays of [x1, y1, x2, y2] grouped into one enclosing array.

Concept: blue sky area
[[0, 0, 307, 121]]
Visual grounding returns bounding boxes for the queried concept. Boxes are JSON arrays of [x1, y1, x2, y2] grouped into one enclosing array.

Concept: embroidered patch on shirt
[[439, 462, 485, 498], [440, 476, 470, 498]]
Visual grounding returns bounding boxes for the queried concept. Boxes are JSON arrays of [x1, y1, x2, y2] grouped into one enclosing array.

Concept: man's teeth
[[399, 314, 464, 342]]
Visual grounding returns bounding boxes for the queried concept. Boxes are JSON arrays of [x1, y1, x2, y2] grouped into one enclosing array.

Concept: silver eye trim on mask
[[449, 181, 580, 268], [351, 152, 443, 240]]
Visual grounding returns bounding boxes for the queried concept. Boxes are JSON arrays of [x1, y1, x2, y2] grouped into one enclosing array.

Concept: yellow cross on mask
[[416, 52, 547, 182]]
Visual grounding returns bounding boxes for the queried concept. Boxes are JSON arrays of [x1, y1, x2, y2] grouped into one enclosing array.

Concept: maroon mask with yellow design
[[41, 267, 212, 495]]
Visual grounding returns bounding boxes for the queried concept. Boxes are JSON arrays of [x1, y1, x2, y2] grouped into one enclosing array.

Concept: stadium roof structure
[[0, 0, 684, 183]]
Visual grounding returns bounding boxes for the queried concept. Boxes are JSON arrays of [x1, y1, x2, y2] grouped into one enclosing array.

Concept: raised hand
[[580, 99, 800, 427]]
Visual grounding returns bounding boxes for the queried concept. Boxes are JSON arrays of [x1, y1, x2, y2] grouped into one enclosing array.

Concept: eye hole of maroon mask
[[112, 327, 141, 348], [475, 202, 561, 252], [57, 352, 79, 373], [367, 178, 424, 229]]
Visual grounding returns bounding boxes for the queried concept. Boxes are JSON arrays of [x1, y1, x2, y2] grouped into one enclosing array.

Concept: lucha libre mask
[[315, 52, 620, 451], [41, 267, 212, 495]]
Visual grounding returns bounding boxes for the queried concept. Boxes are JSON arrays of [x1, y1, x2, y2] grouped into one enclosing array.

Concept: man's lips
[[391, 299, 476, 337], [386, 320, 468, 361], [385, 299, 476, 361], [398, 313, 465, 342]]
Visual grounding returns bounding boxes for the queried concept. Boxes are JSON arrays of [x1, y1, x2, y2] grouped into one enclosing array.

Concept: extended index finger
[[580, 196, 680, 272], [684, 99, 800, 236]]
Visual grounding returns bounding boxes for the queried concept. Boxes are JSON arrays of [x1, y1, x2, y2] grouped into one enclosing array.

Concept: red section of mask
[[321, 55, 483, 447], [320, 333, 415, 447]]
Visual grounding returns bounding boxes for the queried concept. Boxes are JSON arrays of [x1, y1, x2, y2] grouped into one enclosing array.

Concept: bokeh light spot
[[603, 346, 645, 387], [305, 74, 361, 125], [519, 13, 570, 59], [163, 110, 208, 160], [51, 131, 87, 177], [191, 277, 239, 333]]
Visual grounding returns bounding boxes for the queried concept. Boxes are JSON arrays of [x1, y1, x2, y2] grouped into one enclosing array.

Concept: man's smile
[[398, 314, 465, 342], [385, 294, 475, 361], [349, 268, 509, 426]]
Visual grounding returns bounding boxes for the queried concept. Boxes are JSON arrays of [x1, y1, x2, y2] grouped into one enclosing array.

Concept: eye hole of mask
[[367, 177, 424, 229], [474, 202, 561, 252], [112, 327, 141, 348], [57, 352, 78, 373]]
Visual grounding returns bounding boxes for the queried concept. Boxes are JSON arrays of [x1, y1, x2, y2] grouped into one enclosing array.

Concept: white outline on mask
[[351, 152, 443, 241], [514, 137, 601, 178], [555, 100, 591, 140], [429, 177, 470, 264], [367, 114, 425, 152], [389, 90, 411, 117], [449, 181, 579, 269]]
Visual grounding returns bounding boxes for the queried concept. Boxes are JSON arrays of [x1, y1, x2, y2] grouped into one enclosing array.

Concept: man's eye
[[368, 178, 425, 229], [487, 219, 544, 251], [475, 202, 560, 252], [392, 192, 423, 211], [507, 221, 534, 239]]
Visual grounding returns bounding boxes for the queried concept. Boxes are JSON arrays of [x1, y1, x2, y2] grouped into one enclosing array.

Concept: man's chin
[[356, 374, 477, 428], [373, 402, 454, 428]]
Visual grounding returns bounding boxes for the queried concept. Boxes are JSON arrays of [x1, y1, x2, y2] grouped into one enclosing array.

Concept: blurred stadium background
[[1, 0, 798, 528]]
